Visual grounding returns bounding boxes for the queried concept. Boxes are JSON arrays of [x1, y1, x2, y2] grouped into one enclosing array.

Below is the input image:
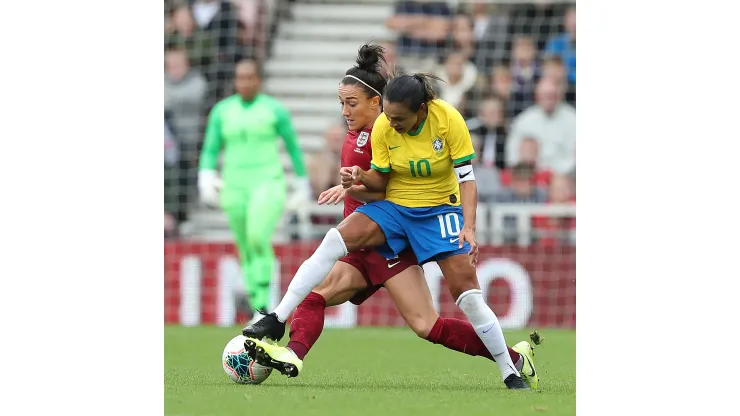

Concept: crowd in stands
[[164, 0, 269, 238], [164, 0, 576, 245], [312, 1, 576, 245]]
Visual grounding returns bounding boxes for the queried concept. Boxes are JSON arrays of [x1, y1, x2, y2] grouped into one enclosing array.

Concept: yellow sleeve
[[370, 115, 391, 172], [446, 106, 476, 165]]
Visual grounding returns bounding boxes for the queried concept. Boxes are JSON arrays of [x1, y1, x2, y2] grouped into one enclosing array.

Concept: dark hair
[[512, 162, 536, 179], [384, 73, 443, 112], [235, 58, 263, 78], [341, 43, 387, 98]]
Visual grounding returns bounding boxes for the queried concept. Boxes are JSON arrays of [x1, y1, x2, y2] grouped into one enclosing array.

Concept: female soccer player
[[198, 58, 311, 323], [242, 45, 538, 390], [244, 54, 534, 390]]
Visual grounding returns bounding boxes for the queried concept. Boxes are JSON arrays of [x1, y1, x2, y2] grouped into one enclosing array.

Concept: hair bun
[[355, 43, 386, 72]]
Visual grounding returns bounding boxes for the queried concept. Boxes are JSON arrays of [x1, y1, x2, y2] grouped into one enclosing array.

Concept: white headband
[[342, 75, 382, 97]]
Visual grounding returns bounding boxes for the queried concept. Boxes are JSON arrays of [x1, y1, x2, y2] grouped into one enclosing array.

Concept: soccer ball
[[222, 335, 272, 384]]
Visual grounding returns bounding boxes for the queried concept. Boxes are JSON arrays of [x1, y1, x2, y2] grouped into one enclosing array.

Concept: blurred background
[[164, 0, 576, 330]]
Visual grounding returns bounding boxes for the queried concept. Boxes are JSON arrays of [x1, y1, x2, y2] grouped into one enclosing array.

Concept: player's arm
[[362, 120, 392, 192], [274, 103, 308, 179], [199, 103, 223, 171], [448, 108, 478, 231], [198, 103, 224, 206], [347, 184, 385, 202]]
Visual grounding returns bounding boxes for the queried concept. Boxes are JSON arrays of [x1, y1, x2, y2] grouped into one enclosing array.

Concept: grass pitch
[[165, 325, 575, 416]]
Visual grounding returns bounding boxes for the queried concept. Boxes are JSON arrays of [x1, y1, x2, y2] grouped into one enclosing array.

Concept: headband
[[342, 75, 382, 97]]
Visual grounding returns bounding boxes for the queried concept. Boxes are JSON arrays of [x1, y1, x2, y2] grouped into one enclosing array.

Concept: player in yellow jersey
[[244, 73, 530, 390]]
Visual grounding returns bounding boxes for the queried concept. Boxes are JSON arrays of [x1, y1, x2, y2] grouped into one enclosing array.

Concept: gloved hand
[[285, 176, 312, 211], [198, 170, 222, 208]]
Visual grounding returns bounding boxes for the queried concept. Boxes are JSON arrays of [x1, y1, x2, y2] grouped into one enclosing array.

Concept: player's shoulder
[[429, 99, 465, 124], [258, 94, 288, 110], [371, 114, 391, 137], [212, 94, 239, 111]]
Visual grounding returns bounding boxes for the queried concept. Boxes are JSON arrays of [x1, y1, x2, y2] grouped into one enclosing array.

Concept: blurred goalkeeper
[[198, 59, 311, 322]]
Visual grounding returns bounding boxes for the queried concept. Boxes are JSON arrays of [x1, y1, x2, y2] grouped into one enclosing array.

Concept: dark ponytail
[[341, 43, 388, 98], [385, 72, 443, 112]]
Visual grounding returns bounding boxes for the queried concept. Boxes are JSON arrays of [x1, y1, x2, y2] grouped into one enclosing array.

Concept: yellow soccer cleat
[[244, 337, 304, 378], [512, 331, 543, 390]]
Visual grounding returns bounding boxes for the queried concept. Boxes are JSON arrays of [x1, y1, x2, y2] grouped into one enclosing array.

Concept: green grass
[[165, 326, 575, 416]]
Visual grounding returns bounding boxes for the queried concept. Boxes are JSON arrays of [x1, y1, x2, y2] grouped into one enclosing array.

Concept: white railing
[[292, 203, 576, 245], [183, 202, 576, 245]]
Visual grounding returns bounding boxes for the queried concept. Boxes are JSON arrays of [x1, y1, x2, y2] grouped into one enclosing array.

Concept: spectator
[[234, 0, 266, 62], [545, 6, 576, 86], [507, 0, 568, 52], [494, 162, 548, 204], [165, 119, 180, 238], [509, 36, 538, 114], [506, 77, 576, 175], [489, 64, 516, 121], [379, 40, 403, 78], [541, 55, 576, 106], [470, 0, 509, 75], [385, 1, 452, 73], [450, 13, 476, 61], [466, 96, 508, 170], [499, 137, 552, 187], [165, 3, 215, 73], [470, 134, 501, 203], [435, 52, 478, 110], [190, 0, 245, 102], [164, 46, 208, 147], [164, 46, 208, 218], [493, 162, 548, 243], [533, 173, 576, 246], [308, 124, 346, 199]]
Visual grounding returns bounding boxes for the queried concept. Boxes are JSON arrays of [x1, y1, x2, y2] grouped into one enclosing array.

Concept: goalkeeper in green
[[198, 59, 310, 321]]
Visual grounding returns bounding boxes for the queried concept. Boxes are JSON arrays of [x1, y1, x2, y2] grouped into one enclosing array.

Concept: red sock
[[286, 292, 326, 360], [425, 317, 521, 363]]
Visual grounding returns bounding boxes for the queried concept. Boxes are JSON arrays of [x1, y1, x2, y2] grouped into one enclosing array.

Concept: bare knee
[[440, 256, 480, 300], [337, 213, 384, 252], [405, 312, 439, 339], [313, 266, 366, 307]]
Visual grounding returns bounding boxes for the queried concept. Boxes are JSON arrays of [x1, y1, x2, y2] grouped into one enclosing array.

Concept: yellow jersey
[[370, 99, 476, 208]]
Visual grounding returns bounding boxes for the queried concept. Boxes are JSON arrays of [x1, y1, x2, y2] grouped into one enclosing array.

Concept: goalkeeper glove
[[198, 170, 222, 208], [285, 176, 312, 211]]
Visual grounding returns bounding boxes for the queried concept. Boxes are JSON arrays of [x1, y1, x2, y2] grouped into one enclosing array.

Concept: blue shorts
[[355, 200, 470, 265]]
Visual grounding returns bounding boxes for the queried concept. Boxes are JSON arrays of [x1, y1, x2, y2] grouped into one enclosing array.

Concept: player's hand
[[340, 166, 362, 189], [318, 185, 348, 205], [459, 225, 479, 266], [198, 170, 222, 208], [286, 177, 312, 211]]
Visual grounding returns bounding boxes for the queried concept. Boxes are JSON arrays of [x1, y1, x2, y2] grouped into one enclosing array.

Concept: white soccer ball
[[222, 335, 272, 384]]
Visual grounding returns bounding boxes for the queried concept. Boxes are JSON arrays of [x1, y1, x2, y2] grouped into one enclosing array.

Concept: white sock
[[272, 228, 348, 322], [456, 289, 520, 380]]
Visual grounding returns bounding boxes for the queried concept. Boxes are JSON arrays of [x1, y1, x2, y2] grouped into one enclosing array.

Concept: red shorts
[[338, 248, 419, 305]]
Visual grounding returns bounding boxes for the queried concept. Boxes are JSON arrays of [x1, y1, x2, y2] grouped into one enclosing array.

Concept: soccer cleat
[[244, 337, 304, 378], [241, 312, 285, 341], [512, 331, 543, 390], [504, 374, 530, 390]]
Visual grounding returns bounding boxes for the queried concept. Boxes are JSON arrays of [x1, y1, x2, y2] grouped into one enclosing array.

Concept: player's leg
[[403, 204, 529, 389], [243, 180, 286, 313], [436, 254, 528, 389], [220, 187, 255, 317], [383, 264, 522, 363], [244, 202, 403, 340], [245, 260, 368, 377]]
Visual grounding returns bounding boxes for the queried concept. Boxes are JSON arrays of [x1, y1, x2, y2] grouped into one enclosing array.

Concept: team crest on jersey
[[432, 137, 444, 154], [357, 132, 369, 147]]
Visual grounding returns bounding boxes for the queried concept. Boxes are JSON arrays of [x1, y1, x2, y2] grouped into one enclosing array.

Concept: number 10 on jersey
[[408, 159, 432, 177], [437, 213, 461, 238]]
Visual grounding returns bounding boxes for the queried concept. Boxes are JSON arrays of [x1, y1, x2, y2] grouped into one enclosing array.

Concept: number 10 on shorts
[[437, 213, 461, 238]]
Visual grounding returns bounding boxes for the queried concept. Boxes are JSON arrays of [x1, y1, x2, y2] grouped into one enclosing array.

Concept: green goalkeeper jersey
[[199, 94, 306, 188]]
